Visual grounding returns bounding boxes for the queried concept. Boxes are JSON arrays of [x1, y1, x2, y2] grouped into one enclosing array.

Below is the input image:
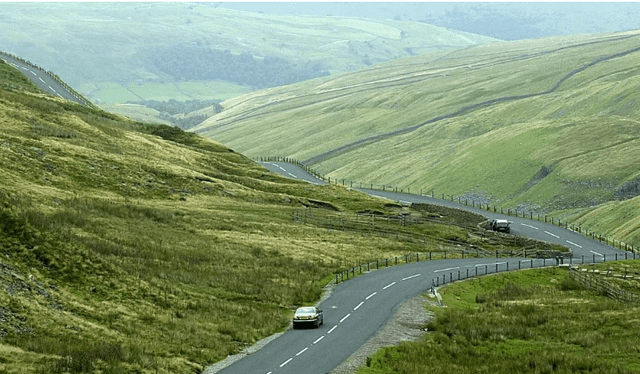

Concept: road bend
[[209, 161, 631, 374]]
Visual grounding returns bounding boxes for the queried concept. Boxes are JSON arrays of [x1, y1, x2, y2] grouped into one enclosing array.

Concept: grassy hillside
[[0, 57, 535, 373], [1, 2, 495, 114], [194, 30, 640, 247], [357, 267, 640, 374]]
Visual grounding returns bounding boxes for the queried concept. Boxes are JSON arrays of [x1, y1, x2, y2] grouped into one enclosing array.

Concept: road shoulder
[[329, 293, 437, 374]]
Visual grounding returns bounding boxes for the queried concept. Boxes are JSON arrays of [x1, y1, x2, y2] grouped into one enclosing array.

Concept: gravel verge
[[329, 293, 437, 374]]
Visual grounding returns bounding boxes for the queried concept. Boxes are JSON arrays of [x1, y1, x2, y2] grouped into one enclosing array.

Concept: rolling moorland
[[194, 29, 640, 249], [2, 25, 640, 374], [1, 2, 495, 120], [0, 57, 547, 373], [358, 265, 640, 374]]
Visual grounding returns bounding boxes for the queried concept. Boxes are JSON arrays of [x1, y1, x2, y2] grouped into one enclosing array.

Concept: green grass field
[[357, 267, 640, 374], [195, 30, 640, 248], [0, 58, 536, 373], [1, 2, 495, 118]]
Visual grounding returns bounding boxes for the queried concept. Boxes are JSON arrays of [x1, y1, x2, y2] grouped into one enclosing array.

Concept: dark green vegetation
[[0, 58, 533, 373], [127, 99, 223, 129], [358, 268, 640, 374], [129, 99, 223, 117], [150, 45, 329, 89], [195, 30, 640, 249]]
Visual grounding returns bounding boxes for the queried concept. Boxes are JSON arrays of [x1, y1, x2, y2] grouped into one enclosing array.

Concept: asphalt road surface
[[212, 161, 632, 374], [261, 161, 628, 261], [1, 53, 85, 105]]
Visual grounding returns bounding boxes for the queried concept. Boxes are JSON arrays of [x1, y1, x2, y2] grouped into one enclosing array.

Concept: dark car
[[293, 306, 323, 328], [489, 219, 511, 233]]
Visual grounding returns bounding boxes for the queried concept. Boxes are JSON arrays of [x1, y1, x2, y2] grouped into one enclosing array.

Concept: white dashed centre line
[[590, 250, 603, 257], [566, 240, 583, 248], [339, 313, 351, 323], [30, 71, 37, 76], [402, 274, 421, 281], [296, 347, 308, 356], [313, 336, 324, 344], [435, 267, 459, 273], [366, 292, 377, 300], [521, 223, 539, 229], [382, 282, 396, 290], [544, 231, 560, 238], [38, 77, 45, 83], [354, 301, 364, 310], [327, 325, 337, 334], [280, 358, 293, 367]]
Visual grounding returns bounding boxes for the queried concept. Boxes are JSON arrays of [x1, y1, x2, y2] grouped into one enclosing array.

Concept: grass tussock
[[0, 61, 537, 373], [358, 268, 640, 374]]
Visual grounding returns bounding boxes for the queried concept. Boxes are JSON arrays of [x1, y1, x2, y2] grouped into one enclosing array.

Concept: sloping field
[[194, 30, 640, 246], [1, 2, 495, 108], [1, 57, 536, 373]]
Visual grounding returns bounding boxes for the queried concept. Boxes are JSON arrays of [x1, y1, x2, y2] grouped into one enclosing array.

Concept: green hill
[[1, 2, 495, 116], [0, 56, 534, 373], [194, 30, 640, 248]]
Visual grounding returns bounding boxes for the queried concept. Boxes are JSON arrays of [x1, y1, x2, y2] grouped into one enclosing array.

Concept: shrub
[[559, 276, 586, 291]]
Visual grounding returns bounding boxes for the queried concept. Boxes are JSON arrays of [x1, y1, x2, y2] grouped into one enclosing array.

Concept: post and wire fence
[[0, 50, 95, 108], [259, 156, 637, 255], [331, 247, 638, 285]]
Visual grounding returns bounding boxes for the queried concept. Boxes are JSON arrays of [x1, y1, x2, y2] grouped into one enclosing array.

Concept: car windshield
[[297, 307, 315, 313]]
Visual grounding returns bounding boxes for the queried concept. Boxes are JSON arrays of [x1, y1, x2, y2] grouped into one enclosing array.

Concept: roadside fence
[[332, 247, 638, 285], [0, 50, 95, 108], [258, 156, 637, 255], [569, 266, 640, 304], [293, 208, 565, 256]]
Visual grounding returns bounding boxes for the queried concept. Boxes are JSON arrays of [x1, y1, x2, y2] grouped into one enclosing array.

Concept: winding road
[[209, 161, 631, 374], [4, 49, 632, 374], [0, 53, 85, 105]]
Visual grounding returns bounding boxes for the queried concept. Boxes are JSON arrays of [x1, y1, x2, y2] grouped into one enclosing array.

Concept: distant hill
[[222, 2, 640, 41], [0, 2, 495, 115], [194, 30, 640, 247]]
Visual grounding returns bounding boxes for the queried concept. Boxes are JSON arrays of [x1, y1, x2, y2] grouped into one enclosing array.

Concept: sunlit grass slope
[[0, 60, 402, 372], [357, 268, 640, 374], [0, 58, 534, 373], [195, 30, 640, 247]]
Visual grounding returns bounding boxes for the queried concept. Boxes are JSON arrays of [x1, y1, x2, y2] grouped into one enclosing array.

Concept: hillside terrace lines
[[198, 33, 640, 135], [303, 40, 640, 165], [199, 50, 547, 132], [201, 44, 578, 128], [197, 66, 458, 131], [550, 136, 640, 168], [202, 50, 544, 128]]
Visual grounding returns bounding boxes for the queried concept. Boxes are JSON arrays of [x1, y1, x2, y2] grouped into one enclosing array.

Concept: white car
[[293, 307, 323, 329]]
